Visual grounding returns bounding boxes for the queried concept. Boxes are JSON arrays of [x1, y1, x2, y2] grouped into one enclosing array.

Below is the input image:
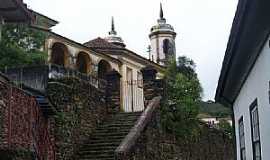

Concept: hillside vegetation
[[199, 101, 232, 118]]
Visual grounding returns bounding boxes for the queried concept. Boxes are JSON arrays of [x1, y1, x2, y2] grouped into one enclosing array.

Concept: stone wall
[[47, 77, 107, 160], [122, 66, 234, 160], [0, 80, 55, 160], [128, 118, 234, 160]]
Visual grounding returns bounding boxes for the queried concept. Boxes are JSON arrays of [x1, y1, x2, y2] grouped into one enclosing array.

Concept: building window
[[239, 117, 246, 160], [163, 39, 170, 54], [250, 100, 261, 160], [137, 71, 143, 88]]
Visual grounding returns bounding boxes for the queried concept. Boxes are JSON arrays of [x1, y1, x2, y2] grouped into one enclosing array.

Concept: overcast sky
[[24, 0, 238, 101]]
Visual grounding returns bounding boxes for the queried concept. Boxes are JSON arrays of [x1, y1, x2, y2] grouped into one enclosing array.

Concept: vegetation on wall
[[161, 56, 203, 139], [0, 24, 47, 68], [217, 119, 233, 138]]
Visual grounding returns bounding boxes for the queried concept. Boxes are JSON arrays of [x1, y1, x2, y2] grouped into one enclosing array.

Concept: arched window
[[51, 43, 69, 67], [98, 60, 112, 79], [76, 52, 91, 74], [163, 39, 170, 54]]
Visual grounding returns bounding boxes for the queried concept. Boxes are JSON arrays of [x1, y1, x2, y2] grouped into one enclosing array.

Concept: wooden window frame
[[249, 99, 262, 160], [137, 71, 143, 88], [239, 116, 246, 160]]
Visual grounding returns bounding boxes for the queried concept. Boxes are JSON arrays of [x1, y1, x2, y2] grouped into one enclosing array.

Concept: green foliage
[[162, 57, 203, 139], [177, 56, 197, 79], [0, 24, 47, 68], [2, 24, 46, 51], [199, 101, 232, 118], [218, 119, 233, 138]]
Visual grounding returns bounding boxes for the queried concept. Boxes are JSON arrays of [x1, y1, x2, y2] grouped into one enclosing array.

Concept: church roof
[[84, 37, 165, 71], [84, 37, 123, 50], [0, 0, 34, 23], [30, 10, 58, 31]]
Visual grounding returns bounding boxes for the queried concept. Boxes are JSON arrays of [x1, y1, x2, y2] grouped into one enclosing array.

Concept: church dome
[[150, 22, 175, 33], [149, 3, 176, 37], [104, 17, 126, 47]]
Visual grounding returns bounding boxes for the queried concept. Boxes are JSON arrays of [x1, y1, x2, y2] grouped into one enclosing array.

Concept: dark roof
[[215, 0, 270, 107], [30, 10, 58, 30], [84, 37, 165, 72], [30, 10, 58, 24], [84, 37, 123, 50], [0, 0, 33, 23]]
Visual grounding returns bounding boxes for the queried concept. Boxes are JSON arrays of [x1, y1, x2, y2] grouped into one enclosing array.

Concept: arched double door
[[76, 52, 91, 74], [51, 42, 69, 67], [97, 60, 112, 80]]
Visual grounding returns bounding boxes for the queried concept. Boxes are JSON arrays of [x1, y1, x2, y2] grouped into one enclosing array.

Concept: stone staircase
[[35, 96, 55, 115], [77, 112, 142, 160]]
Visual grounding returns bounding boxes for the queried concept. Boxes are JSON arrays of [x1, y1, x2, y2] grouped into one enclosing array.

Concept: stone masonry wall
[[125, 67, 234, 160], [0, 80, 55, 160], [129, 118, 234, 160], [47, 77, 107, 160]]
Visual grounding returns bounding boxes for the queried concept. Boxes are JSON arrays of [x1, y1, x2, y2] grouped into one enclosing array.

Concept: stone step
[[95, 128, 131, 133], [99, 123, 134, 128], [79, 158, 114, 160], [80, 145, 115, 151], [91, 131, 128, 136], [84, 138, 122, 144], [79, 154, 114, 160], [79, 149, 114, 155], [76, 112, 142, 160], [89, 136, 125, 141], [82, 142, 120, 148]]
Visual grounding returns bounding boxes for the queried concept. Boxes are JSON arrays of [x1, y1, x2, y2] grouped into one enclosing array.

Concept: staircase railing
[[115, 96, 162, 159]]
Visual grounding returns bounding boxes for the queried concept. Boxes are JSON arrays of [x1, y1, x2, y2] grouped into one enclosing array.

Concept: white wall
[[234, 36, 270, 160], [120, 57, 145, 112], [150, 33, 176, 65]]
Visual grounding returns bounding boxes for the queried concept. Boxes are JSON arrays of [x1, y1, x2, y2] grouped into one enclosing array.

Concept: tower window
[[163, 39, 170, 54]]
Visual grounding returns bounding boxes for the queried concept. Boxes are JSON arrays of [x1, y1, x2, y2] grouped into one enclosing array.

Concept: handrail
[[115, 96, 162, 157]]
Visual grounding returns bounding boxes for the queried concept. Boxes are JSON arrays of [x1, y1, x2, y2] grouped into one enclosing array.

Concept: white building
[[43, 3, 176, 113], [215, 0, 270, 160]]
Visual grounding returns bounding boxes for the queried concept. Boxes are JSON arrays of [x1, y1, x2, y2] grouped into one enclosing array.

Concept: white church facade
[[43, 4, 176, 112], [216, 0, 270, 159]]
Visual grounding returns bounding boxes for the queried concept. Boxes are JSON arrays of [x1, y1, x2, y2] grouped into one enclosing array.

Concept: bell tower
[[149, 3, 177, 66]]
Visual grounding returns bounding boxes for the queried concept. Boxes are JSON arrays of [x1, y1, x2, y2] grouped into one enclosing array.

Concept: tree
[[0, 24, 47, 68], [177, 56, 197, 79], [161, 57, 203, 139]]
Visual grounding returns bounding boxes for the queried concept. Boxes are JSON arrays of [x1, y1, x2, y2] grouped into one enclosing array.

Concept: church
[[0, 1, 236, 159], [43, 3, 177, 112]]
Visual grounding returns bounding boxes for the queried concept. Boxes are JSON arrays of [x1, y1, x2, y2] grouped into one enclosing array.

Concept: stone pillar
[[141, 66, 158, 106], [106, 70, 121, 114]]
